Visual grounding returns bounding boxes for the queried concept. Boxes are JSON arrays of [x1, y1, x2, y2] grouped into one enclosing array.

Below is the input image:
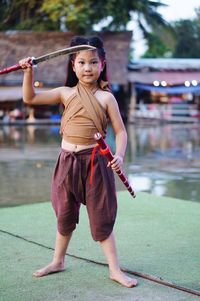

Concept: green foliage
[[0, 0, 169, 35], [142, 33, 173, 58], [142, 6, 200, 58], [41, 0, 96, 33], [0, 0, 54, 31], [173, 16, 200, 58]]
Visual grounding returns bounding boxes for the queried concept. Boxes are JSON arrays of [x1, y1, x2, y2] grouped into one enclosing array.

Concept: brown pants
[[51, 148, 117, 241]]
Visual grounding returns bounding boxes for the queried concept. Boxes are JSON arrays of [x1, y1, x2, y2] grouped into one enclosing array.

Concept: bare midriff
[[61, 138, 97, 152]]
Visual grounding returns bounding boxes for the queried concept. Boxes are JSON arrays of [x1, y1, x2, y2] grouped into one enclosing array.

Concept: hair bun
[[88, 36, 104, 48], [70, 36, 104, 49]]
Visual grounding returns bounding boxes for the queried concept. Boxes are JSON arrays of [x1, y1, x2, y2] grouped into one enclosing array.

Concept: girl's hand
[[19, 57, 33, 71], [108, 155, 123, 172]]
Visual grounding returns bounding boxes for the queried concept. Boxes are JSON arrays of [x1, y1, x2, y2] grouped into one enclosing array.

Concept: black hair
[[65, 36, 108, 87]]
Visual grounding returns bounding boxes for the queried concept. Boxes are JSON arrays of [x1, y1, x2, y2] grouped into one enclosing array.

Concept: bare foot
[[32, 262, 65, 277], [110, 269, 138, 288]]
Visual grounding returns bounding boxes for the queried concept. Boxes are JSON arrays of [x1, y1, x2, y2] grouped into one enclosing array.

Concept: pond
[[0, 123, 199, 207]]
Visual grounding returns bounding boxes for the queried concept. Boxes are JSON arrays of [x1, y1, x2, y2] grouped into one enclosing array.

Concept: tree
[[142, 32, 173, 58], [0, 0, 170, 36], [41, 0, 171, 35], [172, 11, 200, 58], [0, 0, 57, 31], [142, 6, 200, 58]]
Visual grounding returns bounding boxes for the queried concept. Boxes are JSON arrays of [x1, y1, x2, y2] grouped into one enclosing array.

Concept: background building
[[128, 59, 200, 122]]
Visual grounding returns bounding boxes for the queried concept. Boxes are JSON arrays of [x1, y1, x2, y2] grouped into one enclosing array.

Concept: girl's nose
[[84, 63, 92, 71]]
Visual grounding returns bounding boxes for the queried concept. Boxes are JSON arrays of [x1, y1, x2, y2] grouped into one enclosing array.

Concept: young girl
[[19, 36, 137, 288]]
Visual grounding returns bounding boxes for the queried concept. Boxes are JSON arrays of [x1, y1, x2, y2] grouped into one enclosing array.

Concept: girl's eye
[[92, 61, 98, 64], [78, 61, 84, 65]]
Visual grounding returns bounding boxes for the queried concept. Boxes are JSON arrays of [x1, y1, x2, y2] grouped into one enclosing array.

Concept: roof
[[128, 58, 200, 71], [0, 31, 132, 86], [128, 59, 200, 85]]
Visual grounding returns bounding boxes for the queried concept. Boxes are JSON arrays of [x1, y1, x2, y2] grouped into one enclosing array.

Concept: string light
[[161, 81, 167, 87], [184, 81, 190, 87], [153, 80, 160, 86], [34, 81, 40, 87], [191, 80, 198, 86]]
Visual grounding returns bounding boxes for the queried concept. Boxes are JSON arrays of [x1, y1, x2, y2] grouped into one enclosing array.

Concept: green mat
[[0, 192, 200, 301]]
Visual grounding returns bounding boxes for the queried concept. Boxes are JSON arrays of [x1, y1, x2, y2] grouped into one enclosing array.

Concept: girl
[[19, 36, 137, 288]]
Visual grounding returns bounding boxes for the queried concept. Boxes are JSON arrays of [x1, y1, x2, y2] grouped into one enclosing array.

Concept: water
[[0, 123, 199, 207], [125, 123, 200, 202]]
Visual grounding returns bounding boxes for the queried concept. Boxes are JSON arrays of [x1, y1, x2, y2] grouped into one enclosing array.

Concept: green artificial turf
[[0, 192, 200, 301]]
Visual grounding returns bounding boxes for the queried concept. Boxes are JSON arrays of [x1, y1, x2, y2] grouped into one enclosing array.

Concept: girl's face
[[72, 50, 104, 86]]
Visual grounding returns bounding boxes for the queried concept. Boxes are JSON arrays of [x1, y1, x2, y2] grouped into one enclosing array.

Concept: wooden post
[[128, 82, 137, 123]]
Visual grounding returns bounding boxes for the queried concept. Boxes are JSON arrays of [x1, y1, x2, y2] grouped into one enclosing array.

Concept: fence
[[131, 103, 200, 123]]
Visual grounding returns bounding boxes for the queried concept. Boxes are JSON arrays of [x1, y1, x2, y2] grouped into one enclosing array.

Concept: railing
[[130, 103, 200, 123]]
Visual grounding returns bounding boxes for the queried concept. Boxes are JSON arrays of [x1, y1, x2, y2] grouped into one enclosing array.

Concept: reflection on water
[[126, 124, 200, 202], [0, 123, 200, 207]]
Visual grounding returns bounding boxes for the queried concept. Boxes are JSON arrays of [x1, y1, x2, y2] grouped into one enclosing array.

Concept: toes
[[32, 265, 65, 278], [127, 278, 138, 288], [110, 271, 138, 288], [32, 270, 43, 277]]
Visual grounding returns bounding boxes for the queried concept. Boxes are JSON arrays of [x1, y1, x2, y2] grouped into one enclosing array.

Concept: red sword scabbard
[[94, 133, 136, 198]]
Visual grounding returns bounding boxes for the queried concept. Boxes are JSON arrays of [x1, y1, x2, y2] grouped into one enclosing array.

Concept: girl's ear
[[71, 60, 75, 72], [101, 60, 106, 72]]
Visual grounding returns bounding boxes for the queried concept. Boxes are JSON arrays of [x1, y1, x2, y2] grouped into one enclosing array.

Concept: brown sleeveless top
[[60, 81, 110, 145]]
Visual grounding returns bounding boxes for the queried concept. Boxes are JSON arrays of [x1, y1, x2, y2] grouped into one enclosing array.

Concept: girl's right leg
[[33, 230, 72, 277]]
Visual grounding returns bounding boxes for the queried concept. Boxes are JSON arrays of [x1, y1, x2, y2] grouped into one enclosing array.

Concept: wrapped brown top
[[60, 81, 110, 145]]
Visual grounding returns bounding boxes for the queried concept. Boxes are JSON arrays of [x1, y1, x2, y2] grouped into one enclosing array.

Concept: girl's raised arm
[[20, 57, 62, 105]]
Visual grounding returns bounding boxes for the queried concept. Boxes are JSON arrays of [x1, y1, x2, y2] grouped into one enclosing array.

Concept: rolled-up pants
[[51, 148, 117, 241]]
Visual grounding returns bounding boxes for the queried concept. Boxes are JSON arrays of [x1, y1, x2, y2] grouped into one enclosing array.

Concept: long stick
[[0, 45, 95, 75], [94, 133, 136, 198]]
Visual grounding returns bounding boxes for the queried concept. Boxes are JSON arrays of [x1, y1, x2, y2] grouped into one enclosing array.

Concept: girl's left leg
[[99, 231, 138, 288]]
